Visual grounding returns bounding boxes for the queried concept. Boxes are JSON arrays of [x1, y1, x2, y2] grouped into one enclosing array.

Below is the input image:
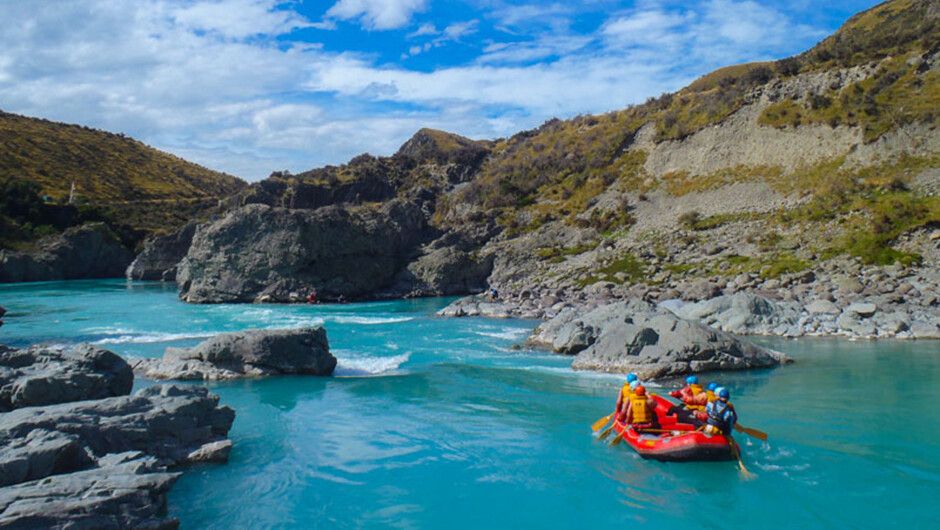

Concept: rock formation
[[0, 223, 134, 283], [176, 200, 437, 303], [134, 327, 337, 380], [527, 299, 788, 379], [0, 343, 235, 528], [0, 343, 133, 412], [126, 221, 199, 282]]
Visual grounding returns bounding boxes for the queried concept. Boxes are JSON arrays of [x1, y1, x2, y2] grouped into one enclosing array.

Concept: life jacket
[[621, 384, 633, 402], [685, 383, 706, 411], [629, 394, 652, 424], [706, 400, 735, 433], [706, 390, 717, 403]]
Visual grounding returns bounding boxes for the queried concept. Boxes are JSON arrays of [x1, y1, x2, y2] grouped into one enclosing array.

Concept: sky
[[0, 0, 883, 181]]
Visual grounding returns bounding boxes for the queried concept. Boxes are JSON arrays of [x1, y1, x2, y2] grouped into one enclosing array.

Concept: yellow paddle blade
[[609, 432, 624, 446], [592, 412, 615, 432], [730, 437, 757, 479], [734, 424, 768, 442], [598, 424, 615, 440]]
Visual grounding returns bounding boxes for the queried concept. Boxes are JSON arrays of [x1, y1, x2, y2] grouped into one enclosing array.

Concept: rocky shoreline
[[437, 258, 940, 342]]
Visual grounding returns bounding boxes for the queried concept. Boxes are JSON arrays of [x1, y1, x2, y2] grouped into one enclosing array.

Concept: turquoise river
[[1, 280, 938, 528]]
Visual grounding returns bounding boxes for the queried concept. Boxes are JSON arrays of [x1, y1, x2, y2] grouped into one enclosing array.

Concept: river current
[[1, 280, 938, 528]]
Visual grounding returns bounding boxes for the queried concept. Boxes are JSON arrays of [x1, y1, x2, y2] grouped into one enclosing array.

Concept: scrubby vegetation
[[0, 111, 246, 248]]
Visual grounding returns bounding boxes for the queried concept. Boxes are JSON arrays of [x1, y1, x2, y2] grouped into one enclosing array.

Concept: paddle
[[591, 412, 615, 432], [609, 431, 624, 446], [598, 423, 616, 440], [734, 423, 768, 442], [730, 436, 756, 479]]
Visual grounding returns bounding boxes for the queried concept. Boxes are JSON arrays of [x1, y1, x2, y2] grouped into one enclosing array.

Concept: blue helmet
[[707, 382, 719, 391], [717, 387, 730, 400], [627, 373, 638, 383], [629, 380, 640, 391], [686, 375, 699, 385]]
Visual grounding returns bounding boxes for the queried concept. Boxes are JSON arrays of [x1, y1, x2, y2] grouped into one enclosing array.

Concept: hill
[[0, 111, 246, 249]]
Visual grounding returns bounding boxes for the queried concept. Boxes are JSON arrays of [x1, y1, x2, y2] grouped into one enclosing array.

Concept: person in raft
[[614, 373, 641, 420], [621, 385, 659, 430], [698, 387, 737, 435], [668, 375, 707, 423], [705, 382, 719, 404]]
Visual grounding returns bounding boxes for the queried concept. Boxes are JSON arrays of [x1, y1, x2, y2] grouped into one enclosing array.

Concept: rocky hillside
[[0, 111, 246, 250], [174, 0, 940, 325]]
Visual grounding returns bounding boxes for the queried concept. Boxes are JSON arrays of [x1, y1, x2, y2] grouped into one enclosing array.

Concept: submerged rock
[[126, 221, 199, 282], [528, 299, 787, 379], [134, 327, 336, 380], [0, 223, 134, 283], [0, 343, 133, 412]]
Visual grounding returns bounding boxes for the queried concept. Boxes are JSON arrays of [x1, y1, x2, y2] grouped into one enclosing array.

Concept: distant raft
[[612, 394, 738, 462]]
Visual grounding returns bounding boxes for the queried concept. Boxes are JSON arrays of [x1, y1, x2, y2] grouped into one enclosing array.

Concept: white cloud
[[325, 0, 428, 30], [172, 0, 310, 39]]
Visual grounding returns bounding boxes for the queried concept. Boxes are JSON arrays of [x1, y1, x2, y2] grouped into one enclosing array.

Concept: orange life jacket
[[706, 390, 717, 403], [685, 383, 706, 411], [629, 394, 652, 424]]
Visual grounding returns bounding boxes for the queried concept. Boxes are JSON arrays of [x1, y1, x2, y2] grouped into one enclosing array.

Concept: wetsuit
[[705, 400, 737, 435]]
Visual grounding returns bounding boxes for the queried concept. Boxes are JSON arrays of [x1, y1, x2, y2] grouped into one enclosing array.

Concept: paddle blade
[[598, 424, 615, 440], [609, 432, 624, 446], [592, 413, 615, 432], [734, 424, 768, 442]]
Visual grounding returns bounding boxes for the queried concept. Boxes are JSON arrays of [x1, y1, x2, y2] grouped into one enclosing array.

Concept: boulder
[[528, 300, 788, 379], [176, 200, 437, 303], [846, 302, 878, 318], [679, 279, 722, 302], [0, 453, 181, 530], [0, 223, 134, 283], [0, 344, 133, 412], [134, 327, 336, 380], [668, 293, 800, 335], [805, 299, 841, 315], [0, 384, 235, 480], [402, 246, 493, 296], [126, 221, 199, 282]]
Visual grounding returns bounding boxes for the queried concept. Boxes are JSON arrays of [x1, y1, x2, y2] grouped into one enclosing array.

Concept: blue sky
[[0, 0, 881, 181]]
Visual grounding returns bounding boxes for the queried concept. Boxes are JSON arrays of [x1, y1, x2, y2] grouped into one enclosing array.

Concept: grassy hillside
[[0, 111, 247, 249]]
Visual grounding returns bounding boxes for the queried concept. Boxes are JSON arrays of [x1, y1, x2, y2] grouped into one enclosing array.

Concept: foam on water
[[94, 331, 218, 345], [334, 352, 412, 377]]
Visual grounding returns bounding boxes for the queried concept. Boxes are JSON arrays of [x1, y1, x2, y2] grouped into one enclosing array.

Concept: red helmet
[[635, 385, 646, 396]]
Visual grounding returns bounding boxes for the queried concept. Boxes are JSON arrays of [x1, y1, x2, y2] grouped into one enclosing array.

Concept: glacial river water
[[1, 280, 938, 528]]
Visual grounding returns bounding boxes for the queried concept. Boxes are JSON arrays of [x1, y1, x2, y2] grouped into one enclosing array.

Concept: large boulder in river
[[126, 221, 199, 282], [0, 343, 133, 412], [0, 223, 134, 283], [134, 327, 336, 380], [528, 299, 787, 379], [176, 200, 436, 303]]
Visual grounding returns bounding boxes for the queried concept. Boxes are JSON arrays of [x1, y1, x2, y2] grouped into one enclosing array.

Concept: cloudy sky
[[0, 0, 880, 181]]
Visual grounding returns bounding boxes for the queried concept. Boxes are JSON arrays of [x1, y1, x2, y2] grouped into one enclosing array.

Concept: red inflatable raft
[[612, 394, 739, 462]]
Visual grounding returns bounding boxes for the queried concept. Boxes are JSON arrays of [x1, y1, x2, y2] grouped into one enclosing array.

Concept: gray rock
[[528, 300, 787, 379], [910, 321, 940, 339], [402, 246, 493, 296], [846, 302, 878, 318], [0, 304, 5, 328], [0, 453, 181, 530], [177, 201, 436, 303], [838, 277, 865, 295], [135, 327, 336, 380], [126, 221, 199, 282], [805, 299, 841, 315], [680, 279, 722, 301], [668, 293, 799, 335], [0, 344, 133, 412], [0, 223, 134, 283]]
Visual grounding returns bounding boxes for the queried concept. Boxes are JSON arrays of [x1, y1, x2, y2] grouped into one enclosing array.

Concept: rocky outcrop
[[134, 327, 336, 380], [126, 221, 199, 282], [177, 200, 437, 303], [527, 299, 787, 379], [0, 342, 235, 529], [0, 343, 133, 412], [0, 223, 134, 283], [0, 452, 181, 530], [666, 293, 802, 336]]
